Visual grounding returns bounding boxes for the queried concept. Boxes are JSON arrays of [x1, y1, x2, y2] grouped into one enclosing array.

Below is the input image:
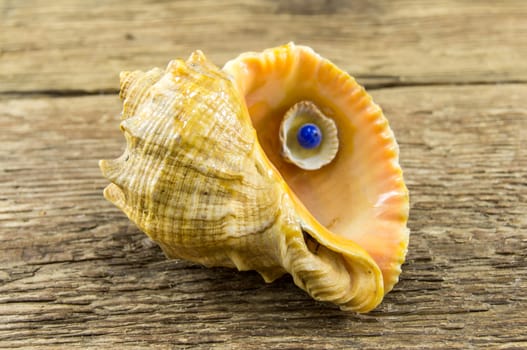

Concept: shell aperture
[[224, 43, 409, 294], [100, 44, 409, 313]]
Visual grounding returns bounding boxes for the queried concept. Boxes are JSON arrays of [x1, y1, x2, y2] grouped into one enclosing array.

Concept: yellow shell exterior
[[100, 44, 409, 312]]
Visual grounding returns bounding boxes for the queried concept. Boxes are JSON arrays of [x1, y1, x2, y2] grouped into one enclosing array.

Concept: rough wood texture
[[1, 0, 526, 349], [2, 0, 527, 93]]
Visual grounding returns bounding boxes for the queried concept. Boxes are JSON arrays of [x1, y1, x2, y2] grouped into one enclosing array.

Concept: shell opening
[[279, 101, 339, 170], [302, 230, 321, 255], [223, 43, 409, 294]]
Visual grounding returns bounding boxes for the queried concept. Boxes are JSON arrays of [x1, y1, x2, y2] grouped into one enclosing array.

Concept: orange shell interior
[[223, 43, 409, 293]]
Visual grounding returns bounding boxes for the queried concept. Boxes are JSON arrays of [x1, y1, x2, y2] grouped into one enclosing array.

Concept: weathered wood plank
[[1, 83, 526, 349], [1, 0, 527, 93]]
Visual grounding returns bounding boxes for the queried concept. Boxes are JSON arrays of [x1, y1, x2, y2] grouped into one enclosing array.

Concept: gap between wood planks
[[2, 79, 526, 99]]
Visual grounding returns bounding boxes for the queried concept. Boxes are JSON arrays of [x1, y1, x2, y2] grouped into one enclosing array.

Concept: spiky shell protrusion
[[99, 50, 384, 312]]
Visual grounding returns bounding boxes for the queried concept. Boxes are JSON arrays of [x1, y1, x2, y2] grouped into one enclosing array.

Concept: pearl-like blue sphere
[[297, 123, 322, 149]]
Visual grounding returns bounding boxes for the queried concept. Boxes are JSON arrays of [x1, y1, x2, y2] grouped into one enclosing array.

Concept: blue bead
[[297, 123, 322, 149]]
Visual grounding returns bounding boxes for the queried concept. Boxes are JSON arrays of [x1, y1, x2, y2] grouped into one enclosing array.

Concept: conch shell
[[100, 43, 409, 312]]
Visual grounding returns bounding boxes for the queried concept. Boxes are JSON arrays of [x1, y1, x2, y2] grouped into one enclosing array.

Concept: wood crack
[[0, 88, 120, 99], [362, 79, 527, 90], [1, 80, 526, 100]]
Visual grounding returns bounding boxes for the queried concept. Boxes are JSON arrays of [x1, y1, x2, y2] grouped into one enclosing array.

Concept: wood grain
[[1, 0, 527, 349], [1, 0, 527, 93], [1, 84, 526, 349]]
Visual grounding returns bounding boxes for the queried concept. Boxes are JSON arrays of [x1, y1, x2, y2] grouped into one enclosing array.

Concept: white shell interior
[[279, 101, 339, 170]]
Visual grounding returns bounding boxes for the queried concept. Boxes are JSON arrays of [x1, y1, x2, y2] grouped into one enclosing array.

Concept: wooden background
[[1, 0, 526, 348]]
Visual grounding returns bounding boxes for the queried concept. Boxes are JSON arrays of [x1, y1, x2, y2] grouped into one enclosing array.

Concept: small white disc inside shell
[[279, 101, 339, 170]]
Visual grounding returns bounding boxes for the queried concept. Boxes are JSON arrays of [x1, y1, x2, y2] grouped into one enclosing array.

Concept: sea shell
[[100, 44, 409, 312], [279, 100, 339, 170]]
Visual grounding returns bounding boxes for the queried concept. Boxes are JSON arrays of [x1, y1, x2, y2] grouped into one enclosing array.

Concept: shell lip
[[276, 164, 385, 313], [250, 135, 385, 312]]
